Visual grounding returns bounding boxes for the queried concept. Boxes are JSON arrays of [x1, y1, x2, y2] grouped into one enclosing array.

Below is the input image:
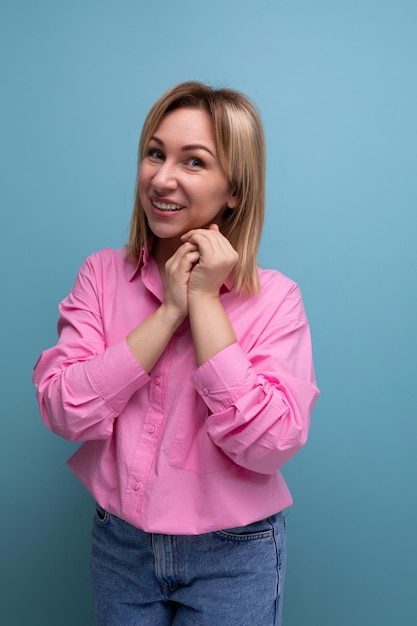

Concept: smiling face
[[138, 107, 237, 259]]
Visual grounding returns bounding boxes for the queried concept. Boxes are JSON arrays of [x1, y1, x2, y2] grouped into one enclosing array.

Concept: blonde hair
[[127, 81, 266, 295]]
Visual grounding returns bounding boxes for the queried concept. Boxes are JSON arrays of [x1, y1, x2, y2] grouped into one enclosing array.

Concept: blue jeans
[[90, 505, 286, 625]]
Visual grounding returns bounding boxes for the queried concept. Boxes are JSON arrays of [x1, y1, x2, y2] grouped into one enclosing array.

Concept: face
[[138, 107, 237, 254]]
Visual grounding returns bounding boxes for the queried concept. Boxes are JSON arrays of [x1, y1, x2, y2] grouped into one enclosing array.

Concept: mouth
[[152, 200, 184, 212]]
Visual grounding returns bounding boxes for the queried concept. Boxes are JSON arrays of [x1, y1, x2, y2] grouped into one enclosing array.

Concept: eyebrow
[[150, 135, 215, 158]]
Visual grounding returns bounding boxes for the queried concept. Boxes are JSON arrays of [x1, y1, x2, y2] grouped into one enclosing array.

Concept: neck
[[152, 237, 182, 272]]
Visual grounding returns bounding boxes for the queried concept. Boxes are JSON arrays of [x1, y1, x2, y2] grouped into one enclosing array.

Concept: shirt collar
[[128, 238, 154, 282]]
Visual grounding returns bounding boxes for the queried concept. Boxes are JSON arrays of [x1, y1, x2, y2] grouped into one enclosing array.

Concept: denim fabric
[[90, 505, 287, 625]]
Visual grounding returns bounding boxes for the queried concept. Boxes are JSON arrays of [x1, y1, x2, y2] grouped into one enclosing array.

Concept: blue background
[[1, 1, 416, 624]]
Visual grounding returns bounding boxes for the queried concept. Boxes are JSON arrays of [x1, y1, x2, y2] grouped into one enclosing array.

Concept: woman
[[33, 81, 319, 625]]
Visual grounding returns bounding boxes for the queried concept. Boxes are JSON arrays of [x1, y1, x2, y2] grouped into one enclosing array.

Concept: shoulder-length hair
[[126, 81, 266, 295]]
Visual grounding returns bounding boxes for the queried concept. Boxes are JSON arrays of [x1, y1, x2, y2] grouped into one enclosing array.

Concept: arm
[[33, 255, 149, 442], [182, 225, 318, 475], [191, 281, 319, 475], [33, 244, 199, 442], [182, 224, 238, 366], [127, 240, 199, 369]]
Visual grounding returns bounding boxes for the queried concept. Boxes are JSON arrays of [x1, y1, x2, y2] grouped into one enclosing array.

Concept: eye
[[187, 157, 204, 168], [147, 148, 165, 161]]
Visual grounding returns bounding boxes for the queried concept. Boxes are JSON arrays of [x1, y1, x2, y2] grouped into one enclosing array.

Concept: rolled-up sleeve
[[33, 256, 149, 442], [191, 283, 319, 475]]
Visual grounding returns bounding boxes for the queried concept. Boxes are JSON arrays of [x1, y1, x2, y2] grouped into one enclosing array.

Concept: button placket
[[126, 334, 176, 525]]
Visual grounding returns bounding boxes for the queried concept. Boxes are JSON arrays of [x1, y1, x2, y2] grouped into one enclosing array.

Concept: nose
[[151, 160, 178, 192]]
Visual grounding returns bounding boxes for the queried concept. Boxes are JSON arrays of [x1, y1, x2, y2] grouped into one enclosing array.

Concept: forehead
[[152, 107, 216, 146]]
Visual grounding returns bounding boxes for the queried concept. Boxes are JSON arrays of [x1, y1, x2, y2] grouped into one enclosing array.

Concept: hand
[[181, 224, 238, 298], [162, 241, 200, 319]]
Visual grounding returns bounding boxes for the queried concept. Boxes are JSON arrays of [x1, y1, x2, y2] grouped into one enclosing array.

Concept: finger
[[184, 229, 233, 258], [176, 240, 199, 254], [182, 228, 220, 247], [167, 241, 199, 266], [166, 247, 200, 274], [181, 222, 219, 241]]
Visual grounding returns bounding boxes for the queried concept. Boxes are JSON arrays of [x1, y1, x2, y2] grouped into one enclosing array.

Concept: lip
[[150, 197, 185, 216]]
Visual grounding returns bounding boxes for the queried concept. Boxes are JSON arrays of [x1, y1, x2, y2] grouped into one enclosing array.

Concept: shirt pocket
[[168, 385, 235, 475]]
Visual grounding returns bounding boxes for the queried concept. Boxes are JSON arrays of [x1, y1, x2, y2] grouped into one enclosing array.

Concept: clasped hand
[[163, 224, 238, 319]]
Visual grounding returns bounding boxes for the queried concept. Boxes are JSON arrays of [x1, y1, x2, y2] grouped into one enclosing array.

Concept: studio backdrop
[[1, 1, 416, 625]]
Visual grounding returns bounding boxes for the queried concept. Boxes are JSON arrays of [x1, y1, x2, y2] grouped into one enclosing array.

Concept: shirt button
[[133, 481, 141, 491], [202, 388, 209, 396], [154, 376, 161, 385], [147, 424, 155, 434]]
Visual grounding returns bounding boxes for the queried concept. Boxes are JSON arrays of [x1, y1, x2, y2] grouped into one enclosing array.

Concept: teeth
[[153, 200, 183, 211]]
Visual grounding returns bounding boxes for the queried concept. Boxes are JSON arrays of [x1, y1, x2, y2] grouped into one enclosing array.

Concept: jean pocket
[[94, 504, 110, 525], [214, 515, 277, 541]]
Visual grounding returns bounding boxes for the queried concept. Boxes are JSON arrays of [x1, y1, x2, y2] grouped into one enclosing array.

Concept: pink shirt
[[33, 245, 319, 534]]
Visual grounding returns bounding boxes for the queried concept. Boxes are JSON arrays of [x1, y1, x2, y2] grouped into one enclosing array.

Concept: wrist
[[187, 290, 220, 303], [187, 292, 223, 321], [159, 303, 186, 329]]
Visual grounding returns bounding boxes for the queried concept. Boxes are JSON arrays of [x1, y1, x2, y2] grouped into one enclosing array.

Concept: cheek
[[137, 166, 146, 189], [137, 172, 151, 205], [196, 178, 225, 200], [138, 163, 152, 190], [211, 181, 232, 205]]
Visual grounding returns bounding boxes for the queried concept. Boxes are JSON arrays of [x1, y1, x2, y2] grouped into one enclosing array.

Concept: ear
[[226, 188, 239, 209]]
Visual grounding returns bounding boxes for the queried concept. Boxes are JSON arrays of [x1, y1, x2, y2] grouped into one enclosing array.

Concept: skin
[[127, 107, 239, 369]]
